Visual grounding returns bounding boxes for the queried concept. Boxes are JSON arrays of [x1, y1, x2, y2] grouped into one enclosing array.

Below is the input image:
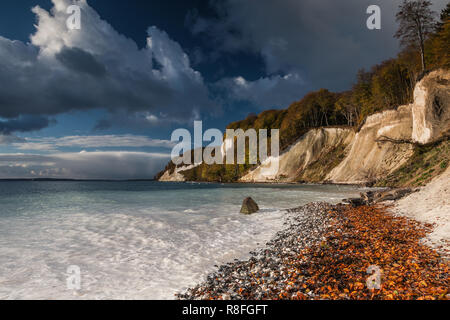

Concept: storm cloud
[[0, 0, 218, 131], [55, 46, 107, 77], [0, 116, 52, 134], [192, 0, 448, 104]]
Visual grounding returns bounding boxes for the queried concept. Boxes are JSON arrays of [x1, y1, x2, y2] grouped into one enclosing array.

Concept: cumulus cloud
[[216, 73, 305, 109], [8, 134, 175, 151], [191, 0, 448, 91], [0, 151, 170, 180], [0, 0, 218, 131]]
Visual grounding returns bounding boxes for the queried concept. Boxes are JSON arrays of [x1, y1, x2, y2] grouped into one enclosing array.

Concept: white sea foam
[[0, 182, 361, 299]]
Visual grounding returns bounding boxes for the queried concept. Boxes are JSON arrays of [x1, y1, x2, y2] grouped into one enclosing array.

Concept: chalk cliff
[[240, 128, 354, 183], [411, 69, 450, 144], [242, 70, 449, 184], [158, 69, 449, 185], [325, 105, 415, 184]]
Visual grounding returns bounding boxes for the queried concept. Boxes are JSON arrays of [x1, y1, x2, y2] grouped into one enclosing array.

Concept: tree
[[436, 2, 450, 31], [351, 69, 374, 122], [336, 92, 360, 126], [395, 0, 437, 72], [371, 59, 412, 109], [397, 47, 422, 92], [426, 3, 450, 69]]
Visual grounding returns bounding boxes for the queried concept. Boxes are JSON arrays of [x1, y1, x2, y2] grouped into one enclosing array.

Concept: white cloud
[[0, 135, 26, 144], [0, 151, 171, 180], [10, 135, 175, 151], [0, 0, 218, 127]]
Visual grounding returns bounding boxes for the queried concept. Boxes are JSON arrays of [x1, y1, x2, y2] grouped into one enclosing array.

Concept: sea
[[0, 181, 362, 299]]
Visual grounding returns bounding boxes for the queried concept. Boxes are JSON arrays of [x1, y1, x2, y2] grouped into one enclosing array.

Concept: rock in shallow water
[[240, 197, 260, 214]]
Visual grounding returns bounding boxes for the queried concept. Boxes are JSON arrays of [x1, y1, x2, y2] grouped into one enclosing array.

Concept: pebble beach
[[177, 202, 449, 300], [177, 202, 334, 300]]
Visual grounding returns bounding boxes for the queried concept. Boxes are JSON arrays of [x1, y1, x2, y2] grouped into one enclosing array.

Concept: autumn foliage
[[287, 205, 449, 300]]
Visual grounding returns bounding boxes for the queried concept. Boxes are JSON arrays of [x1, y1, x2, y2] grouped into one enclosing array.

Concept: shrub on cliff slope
[[376, 138, 450, 188]]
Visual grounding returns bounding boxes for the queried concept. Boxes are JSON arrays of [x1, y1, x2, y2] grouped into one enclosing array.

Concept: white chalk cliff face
[[326, 105, 415, 184], [411, 69, 450, 144], [158, 69, 449, 184], [241, 69, 450, 184], [240, 128, 355, 182], [159, 165, 193, 182]]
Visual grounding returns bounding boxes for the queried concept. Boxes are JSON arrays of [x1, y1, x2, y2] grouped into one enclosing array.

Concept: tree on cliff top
[[437, 2, 450, 30], [429, 2, 450, 68], [395, 0, 437, 72]]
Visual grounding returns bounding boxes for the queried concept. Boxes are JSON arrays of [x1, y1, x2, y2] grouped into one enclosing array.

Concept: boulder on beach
[[240, 197, 259, 214]]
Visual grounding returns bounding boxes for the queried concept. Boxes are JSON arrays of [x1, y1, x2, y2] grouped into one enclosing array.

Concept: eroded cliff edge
[[242, 69, 449, 185], [159, 69, 449, 185]]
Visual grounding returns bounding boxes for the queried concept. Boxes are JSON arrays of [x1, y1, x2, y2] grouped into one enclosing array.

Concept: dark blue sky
[[0, 0, 446, 179], [0, 0, 266, 82]]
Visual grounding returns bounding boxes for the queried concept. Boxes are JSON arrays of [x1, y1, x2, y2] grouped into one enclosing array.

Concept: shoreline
[[171, 180, 376, 189], [0, 179, 371, 189], [177, 201, 449, 300]]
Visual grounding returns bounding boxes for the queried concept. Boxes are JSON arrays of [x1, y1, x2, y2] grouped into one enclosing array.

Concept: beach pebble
[[177, 202, 333, 300]]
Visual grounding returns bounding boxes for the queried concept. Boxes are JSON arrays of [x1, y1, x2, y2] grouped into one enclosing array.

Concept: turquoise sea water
[[0, 181, 362, 299]]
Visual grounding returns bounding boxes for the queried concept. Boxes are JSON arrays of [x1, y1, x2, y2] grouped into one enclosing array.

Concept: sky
[[0, 0, 447, 179]]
